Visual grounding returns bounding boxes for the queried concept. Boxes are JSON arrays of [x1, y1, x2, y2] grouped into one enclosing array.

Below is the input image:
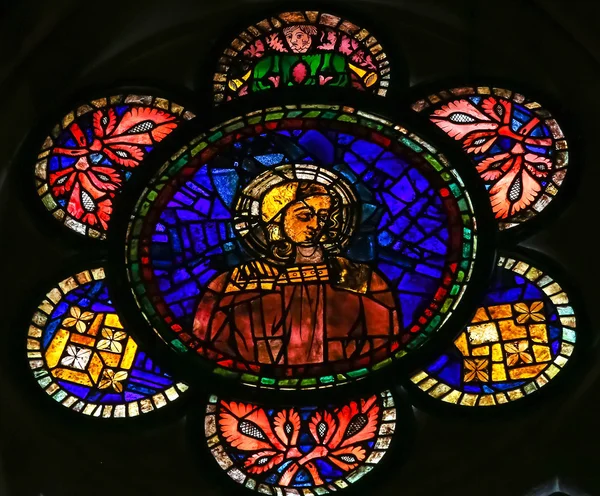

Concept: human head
[[283, 25, 317, 53], [261, 181, 337, 259]]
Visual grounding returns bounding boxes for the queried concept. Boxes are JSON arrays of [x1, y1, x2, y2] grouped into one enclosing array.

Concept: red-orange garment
[[193, 258, 401, 370]]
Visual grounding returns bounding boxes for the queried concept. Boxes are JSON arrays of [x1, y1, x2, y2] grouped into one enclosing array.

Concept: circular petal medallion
[[412, 86, 569, 231], [26, 267, 189, 418], [212, 10, 391, 104], [409, 253, 580, 407], [33, 93, 195, 239], [124, 104, 491, 391], [203, 390, 399, 494]]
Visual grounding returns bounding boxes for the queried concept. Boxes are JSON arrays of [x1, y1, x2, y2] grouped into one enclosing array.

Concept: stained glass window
[[204, 390, 398, 494], [409, 253, 579, 407], [412, 86, 568, 231], [16, 5, 587, 493], [34, 93, 195, 239], [125, 104, 487, 390], [27, 267, 188, 418], [212, 10, 391, 104]]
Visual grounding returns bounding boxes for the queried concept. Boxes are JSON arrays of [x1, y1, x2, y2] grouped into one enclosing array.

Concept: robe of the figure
[[193, 257, 402, 373]]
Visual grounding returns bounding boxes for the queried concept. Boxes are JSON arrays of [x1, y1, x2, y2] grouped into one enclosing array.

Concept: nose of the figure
[[308, 215, 319, 231]]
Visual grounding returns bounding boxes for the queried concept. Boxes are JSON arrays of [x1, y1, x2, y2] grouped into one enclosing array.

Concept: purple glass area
[[149, 128, 450, 333]]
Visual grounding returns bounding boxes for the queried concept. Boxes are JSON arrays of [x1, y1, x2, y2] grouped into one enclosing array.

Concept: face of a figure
[[285, 27, 313, 53], [283, 195, 332, 245]]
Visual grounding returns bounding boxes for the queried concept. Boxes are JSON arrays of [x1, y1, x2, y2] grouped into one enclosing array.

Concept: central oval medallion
[[124, 104, 489, 391]]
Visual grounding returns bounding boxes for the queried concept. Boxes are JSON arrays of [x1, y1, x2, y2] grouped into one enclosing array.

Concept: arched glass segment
[[410, 254, 578, 407], [34, 93, 195, 239], [204, 390, 398, 494], [213, 11, 391, 104], [27, 267, 189, 418], [125, 104, 484, 391], [412, 86, 568, 231]]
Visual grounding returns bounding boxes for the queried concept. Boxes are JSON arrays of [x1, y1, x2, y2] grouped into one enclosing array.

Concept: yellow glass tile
[[39, 300, 54, 315], [542, 282, 561, 296], [99, 351, 120, 367], [305, 11, 318, 23], [453, 332, 469, 356], [153, 393, 167, 409], [478, 395, 496, 406], [102, 405, 113, 418], [87, 352, 104, 383], [546, 364, 561, 378], [498, 320, 527, 340], [171, 103, 184, 115], [472, 346, 489, 356], [279, 11, 305, 23], [560, 342, 574, 356], [46, 288, 62, 304], [76, 104, 93, 117], [533, 345, 551, 363], [513, 261, 529, 275], [62, 112, 75, 129], [69, 333, 96, 347], [525, 267, 542, 281], [26, 339, 40, 350], [554, 355, 568, 368], [536, 375, 549, 388], [471, 306, 490, 323], [417, 377, 438, 391], [550, 292, 569, 305], [508, 364, 548, 380], [45, 329, 70, 367], [495, 393, 508, 404], [430, 383, 451, 398], [491, 363, 507, 381], [488, 304, 512, 319], [75, 271, 92, 285], [410, 370, 428, 384], [467, 322, 500, 344], [52, 368, 93, 386], [529, 324, 548, 343], [91, 268, 105, 280], [560, 317, 576, 327], [59, 277, 78, 294], [120, 337, 138, 370], [128, 402, 140, 417], [164, 387, 179, 402], [83, 404, 96, 415], [32, 311, 47, 327], [491, 343, 503, 362], [140, 399, 154, 413], [87, 314, 103, 337], [507, 389, 524, 401], [155, 98, 169, 110], [91, 98, 108, 108], [104, 314, 123, 329], [63, 396, 77, 407], [460, 394, 477, 406], [441, 390, 461, 404]]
